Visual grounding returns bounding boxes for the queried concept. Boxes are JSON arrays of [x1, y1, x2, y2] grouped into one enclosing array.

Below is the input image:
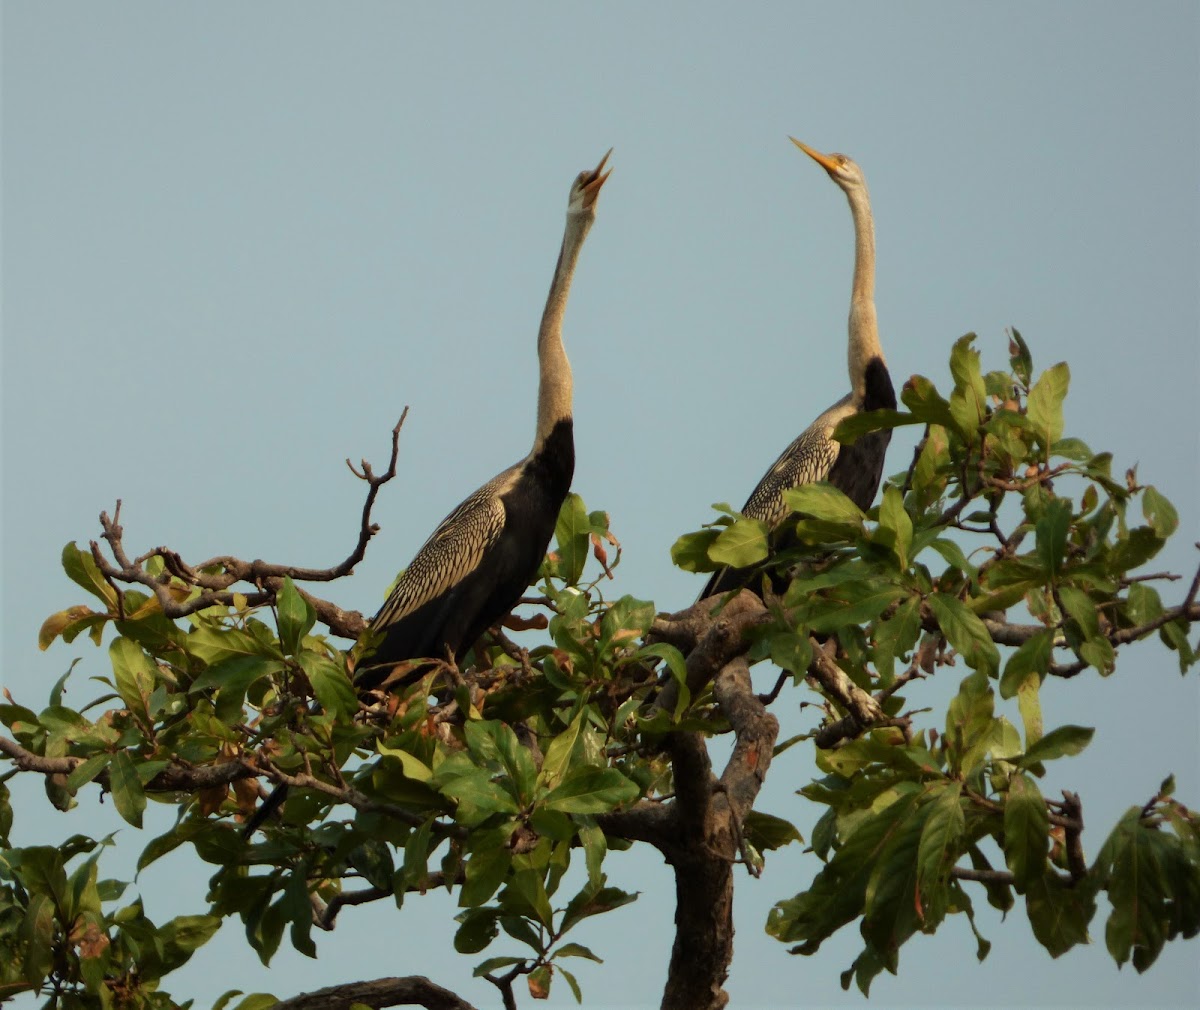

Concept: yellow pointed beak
[[581, 148, 613, 208], [789, 137, 839, 174]]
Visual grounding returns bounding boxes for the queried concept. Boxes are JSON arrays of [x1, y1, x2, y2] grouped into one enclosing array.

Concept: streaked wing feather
[[372, 481, 508, 630], [741, 425, 840, 527]]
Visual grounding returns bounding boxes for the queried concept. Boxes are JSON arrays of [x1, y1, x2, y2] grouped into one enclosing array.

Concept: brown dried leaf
[[75, 920, 110, 960], [198, 786, 228, 817], [502, 613, 549, 632]]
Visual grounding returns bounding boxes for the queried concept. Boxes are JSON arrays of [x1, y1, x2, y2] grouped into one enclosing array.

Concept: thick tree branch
[[595, 801, 675, 850], [806, 637, 886, 732], [713, 657, 778, 825], [270, 976, 477, 1010], [652, 592, 769, 715]]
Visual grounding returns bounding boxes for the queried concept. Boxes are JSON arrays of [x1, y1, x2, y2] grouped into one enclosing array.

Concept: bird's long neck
[[845, 185, 884, 404], [533, 212, 591, 453]]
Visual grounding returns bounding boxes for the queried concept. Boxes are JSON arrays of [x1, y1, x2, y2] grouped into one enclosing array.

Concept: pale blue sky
[[3, 3, 1198, 1008]]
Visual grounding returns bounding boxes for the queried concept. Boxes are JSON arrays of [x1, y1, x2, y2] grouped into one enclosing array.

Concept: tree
[[2, 332, 1198, 1010]]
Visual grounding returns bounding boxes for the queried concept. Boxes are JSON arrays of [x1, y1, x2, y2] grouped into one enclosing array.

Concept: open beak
[[581, 148, 613, 208], [789, 137, 839, 175]]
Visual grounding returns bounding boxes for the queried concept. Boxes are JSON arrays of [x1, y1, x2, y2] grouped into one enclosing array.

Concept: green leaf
[[1026, 362, 1070, 447], [61, 542, 118, 608], [1141, 485, 1178, 538], [1025, 873, 1095, 958], [1016, 672, 1044, 751], [190, 655, 279, 695], [806, 582, 906, 635], [900, 375, 959, 432], [832, 409, 922, 443], [490, 721, 538, 805], [870, 596, 921, 684], [926, 538, 977, 581], [917, 783, 965, 893], [559, 965, 583, 1004], [634, 642, 688, 690], [554, 941, 603, 962], [108, 750, 146, 828], [1003, 773, 1048, 888], [230, 994, 280, 1010], [579, 823, 606, 888], [948, 333, 988, 436], [670, 529, 721, 574], [439, 768, 519, 820], [560, 883, 638, 933], [276, 577, 316, 655], [597, 596, 656, 654], [472, 956, 526, 977], [999, 629, 1054, 700], [1094, 807, 1196, 972], [744, 811, 804, 851], [349, 839, 395, 892], [185, 626, 280, 666], [297, 652, 357, 721], [707, 517, 770, 569], [767, 632, 812, 682], [1051, 437, 1093, 462], [542, 767, 638, 815], [1008, 328, 1033, 387], [505, 869, 553, 929], [554, 493, 591, 585], [460, 840, 512, 908], [66, 754, 111, 793], [1109, 528, 1166, 575], [378, 748, 434, 791], [928, 593, 1000, 678], [875, 486, 913, 569], [784, 484, 866, 529], [1018, 725, 1094, 767], [500, 915, 545, 953], [1125, 583, 1164, 627], [538, 712, 585, 792], [21, 892, 55, 987], [1035, 498, 1071, 579], [767, 790, 921, 951], [162, 913, 221, 954], [137, 819, 208, 872], [109, 637, 157, 720], [943, 671, 995, 776]]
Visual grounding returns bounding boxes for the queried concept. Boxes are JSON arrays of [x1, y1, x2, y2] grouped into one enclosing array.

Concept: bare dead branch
[[85, 414, 410, 639]]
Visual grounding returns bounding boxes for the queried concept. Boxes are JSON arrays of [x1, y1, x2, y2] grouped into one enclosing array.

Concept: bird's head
[[568, 149, 612, 214], [790, 138, 866, 194]]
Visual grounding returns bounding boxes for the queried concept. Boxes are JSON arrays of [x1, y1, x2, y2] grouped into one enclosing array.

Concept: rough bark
[[271, 976, 478, 1010]]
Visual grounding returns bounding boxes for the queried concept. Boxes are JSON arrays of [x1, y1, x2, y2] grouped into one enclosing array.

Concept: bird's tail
[[241, 783, 289, 838]]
